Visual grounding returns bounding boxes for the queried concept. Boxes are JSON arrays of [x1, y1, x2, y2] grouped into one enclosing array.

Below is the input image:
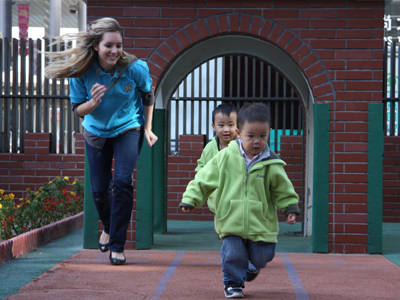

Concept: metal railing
[[168, 56, 303, 155], [1, 37, 82, 153], [384, 40, 399, 136]]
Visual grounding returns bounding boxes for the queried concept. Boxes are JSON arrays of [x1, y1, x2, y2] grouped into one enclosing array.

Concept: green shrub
[[0, 176, 84, 240]]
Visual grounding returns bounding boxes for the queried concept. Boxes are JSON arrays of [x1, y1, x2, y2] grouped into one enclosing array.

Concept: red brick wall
[[383, 136, 400, 223], [167, 135, 214, 221], [85, 0, 384, 253], [280, 135, 304, 222], [0, 133, 85, 199]]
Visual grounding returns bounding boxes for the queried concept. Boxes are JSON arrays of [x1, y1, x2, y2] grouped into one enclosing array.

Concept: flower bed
[[0, 177, 84, 265], [0, 177, 84, 241]]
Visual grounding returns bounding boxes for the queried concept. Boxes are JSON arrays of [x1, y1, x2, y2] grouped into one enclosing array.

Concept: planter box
[[0, 212, 83, 265]]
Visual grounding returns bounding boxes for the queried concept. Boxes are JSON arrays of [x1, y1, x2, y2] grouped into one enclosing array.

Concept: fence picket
[[0, 37, 82, 153]]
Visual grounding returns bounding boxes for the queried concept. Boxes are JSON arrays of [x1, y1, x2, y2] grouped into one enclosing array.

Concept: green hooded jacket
[[195, 136, 220, 213], [181, 140, 300, 243]]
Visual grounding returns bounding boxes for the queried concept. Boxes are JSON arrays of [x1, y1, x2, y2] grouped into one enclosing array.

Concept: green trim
[[368, 103, 383, 254], [312, 103, 330, 253], [83, 148, 98, 249], [136, 141, 154, 249], [153, 109, 167, 234]]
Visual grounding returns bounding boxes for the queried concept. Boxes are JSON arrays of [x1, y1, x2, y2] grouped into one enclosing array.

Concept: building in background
[[0, 0, 86, 39]]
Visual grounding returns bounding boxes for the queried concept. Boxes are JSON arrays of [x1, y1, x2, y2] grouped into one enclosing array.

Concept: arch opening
[[154, 35, 315, 240]]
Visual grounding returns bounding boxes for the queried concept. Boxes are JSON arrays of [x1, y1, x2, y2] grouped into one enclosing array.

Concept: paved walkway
[[1, 222, 399, 299]]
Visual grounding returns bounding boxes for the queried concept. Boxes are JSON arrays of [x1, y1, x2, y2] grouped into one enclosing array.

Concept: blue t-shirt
[[69, 59, 152, 138]]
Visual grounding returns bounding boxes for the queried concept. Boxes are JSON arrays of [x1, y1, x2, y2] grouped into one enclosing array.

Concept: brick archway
[[149, 21, 322, 240], [148, 13, 334, 103]]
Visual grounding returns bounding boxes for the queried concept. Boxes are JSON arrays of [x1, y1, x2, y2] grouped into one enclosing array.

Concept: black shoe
[[98, 242, 109, 252], [109, 252, 126, 265], [224, 282, 244, 298], [246, 269, 259, 282]]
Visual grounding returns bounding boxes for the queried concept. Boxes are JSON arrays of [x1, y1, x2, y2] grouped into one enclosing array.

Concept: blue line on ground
[[296, 264, 393, 269], [280, 253, 310, 300], [152, 250, 185, 300]]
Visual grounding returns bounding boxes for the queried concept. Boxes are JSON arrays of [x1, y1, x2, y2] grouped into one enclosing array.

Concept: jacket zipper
[[244, 169, 248, 239]]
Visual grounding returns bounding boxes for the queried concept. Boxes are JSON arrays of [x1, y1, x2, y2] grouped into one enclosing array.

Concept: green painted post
[[311, 103, 330, 253], [83, 149, 98, 249], [136, 141, 154, 249], [368, 103, 383, 254], [153, 109, 166, 234]]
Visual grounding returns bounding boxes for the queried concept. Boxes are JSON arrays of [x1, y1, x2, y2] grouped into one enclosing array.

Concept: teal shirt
[[69, 60, 152, 138], [182, 141, 300, 243]]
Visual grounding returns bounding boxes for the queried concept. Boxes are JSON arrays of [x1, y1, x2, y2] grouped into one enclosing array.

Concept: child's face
[[212, 112, 237, 147], [236, 120, 271, 159]]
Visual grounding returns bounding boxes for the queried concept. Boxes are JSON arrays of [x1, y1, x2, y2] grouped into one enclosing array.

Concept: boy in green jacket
[[196, 103, 238, 213], [180, 103, 300, 298]]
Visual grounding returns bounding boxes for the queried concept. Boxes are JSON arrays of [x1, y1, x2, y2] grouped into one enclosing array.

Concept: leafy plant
[[0, 177, 84, 240]]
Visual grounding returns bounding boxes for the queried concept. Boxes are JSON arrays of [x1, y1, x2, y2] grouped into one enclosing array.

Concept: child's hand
[[286, 213, 296, 225], [181, 207, 193, 213]]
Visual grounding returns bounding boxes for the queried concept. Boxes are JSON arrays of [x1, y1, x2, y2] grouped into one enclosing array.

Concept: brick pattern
[[0, 133, 85, 199], [383, 136, 400, 223], [168, 135, 214, 221], [279, 135, 304, 222], [85, 1, 383, 253]]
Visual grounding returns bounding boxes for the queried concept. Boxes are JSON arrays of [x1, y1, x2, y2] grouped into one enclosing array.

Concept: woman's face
[[94, 31, 123, 73]]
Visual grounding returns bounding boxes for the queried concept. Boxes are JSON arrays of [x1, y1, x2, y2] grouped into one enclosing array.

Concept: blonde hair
[[45, 17, 137, 80]]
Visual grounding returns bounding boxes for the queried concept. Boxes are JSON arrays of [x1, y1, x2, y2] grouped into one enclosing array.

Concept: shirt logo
[[125, 85, 132, 92], [257, 175, 264, 179]]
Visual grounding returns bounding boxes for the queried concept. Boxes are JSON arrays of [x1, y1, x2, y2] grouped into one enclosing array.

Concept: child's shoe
[[224, 282, 244, 298], [245, 269, 259, 282]]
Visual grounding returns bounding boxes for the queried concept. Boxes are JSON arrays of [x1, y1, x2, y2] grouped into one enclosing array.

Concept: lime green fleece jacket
[[181, 140, 300, 243], [195, 136, 220, 213]]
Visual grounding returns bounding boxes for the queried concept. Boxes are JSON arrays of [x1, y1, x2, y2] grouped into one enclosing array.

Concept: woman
[[45, 18, 158, 265]]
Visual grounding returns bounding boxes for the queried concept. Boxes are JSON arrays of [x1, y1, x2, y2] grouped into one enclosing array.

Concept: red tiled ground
[[7, 250, 400, 300]]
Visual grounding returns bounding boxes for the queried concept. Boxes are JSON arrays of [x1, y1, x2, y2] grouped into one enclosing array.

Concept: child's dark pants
[[221, 235, 276, 285]]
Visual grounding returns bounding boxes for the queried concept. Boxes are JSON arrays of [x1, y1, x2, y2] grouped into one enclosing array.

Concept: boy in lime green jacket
[[195, 103, 238, 212], [180, 103, 300, 298]]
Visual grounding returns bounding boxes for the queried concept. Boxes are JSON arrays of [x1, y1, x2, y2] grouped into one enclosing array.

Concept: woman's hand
[[90, 83, 107, 107], [76, 83, 107, 117], [144, 128, 158, 147]]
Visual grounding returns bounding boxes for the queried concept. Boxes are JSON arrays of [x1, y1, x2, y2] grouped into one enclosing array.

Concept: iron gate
[[384, 40, 400, 136], [168, 55, 303, 155]]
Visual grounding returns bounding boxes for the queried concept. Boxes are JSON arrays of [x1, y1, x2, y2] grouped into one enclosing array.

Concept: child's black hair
[[212, 103, 238, 124], [237, 102, 271, 129]]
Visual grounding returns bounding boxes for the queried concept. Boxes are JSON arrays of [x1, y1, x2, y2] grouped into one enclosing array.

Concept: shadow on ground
[[153, 221, 312, 253]]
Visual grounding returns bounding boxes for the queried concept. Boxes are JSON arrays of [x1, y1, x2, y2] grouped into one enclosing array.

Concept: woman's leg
[[109, 129, 144, 252], [85, 140, 114, 235]]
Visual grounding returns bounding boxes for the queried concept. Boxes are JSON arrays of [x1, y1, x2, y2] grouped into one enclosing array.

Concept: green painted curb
[[368, 103, 383, 254], [311, 103, 330, 253]]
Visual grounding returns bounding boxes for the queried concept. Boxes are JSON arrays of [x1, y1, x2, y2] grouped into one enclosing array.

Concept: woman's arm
[[143, 104, 158, 147], [75, 83, 107, 117]]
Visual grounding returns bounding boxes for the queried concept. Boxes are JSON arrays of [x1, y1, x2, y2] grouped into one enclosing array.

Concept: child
[[196, 103, 238, 213], [180, 102, 300, 298]]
